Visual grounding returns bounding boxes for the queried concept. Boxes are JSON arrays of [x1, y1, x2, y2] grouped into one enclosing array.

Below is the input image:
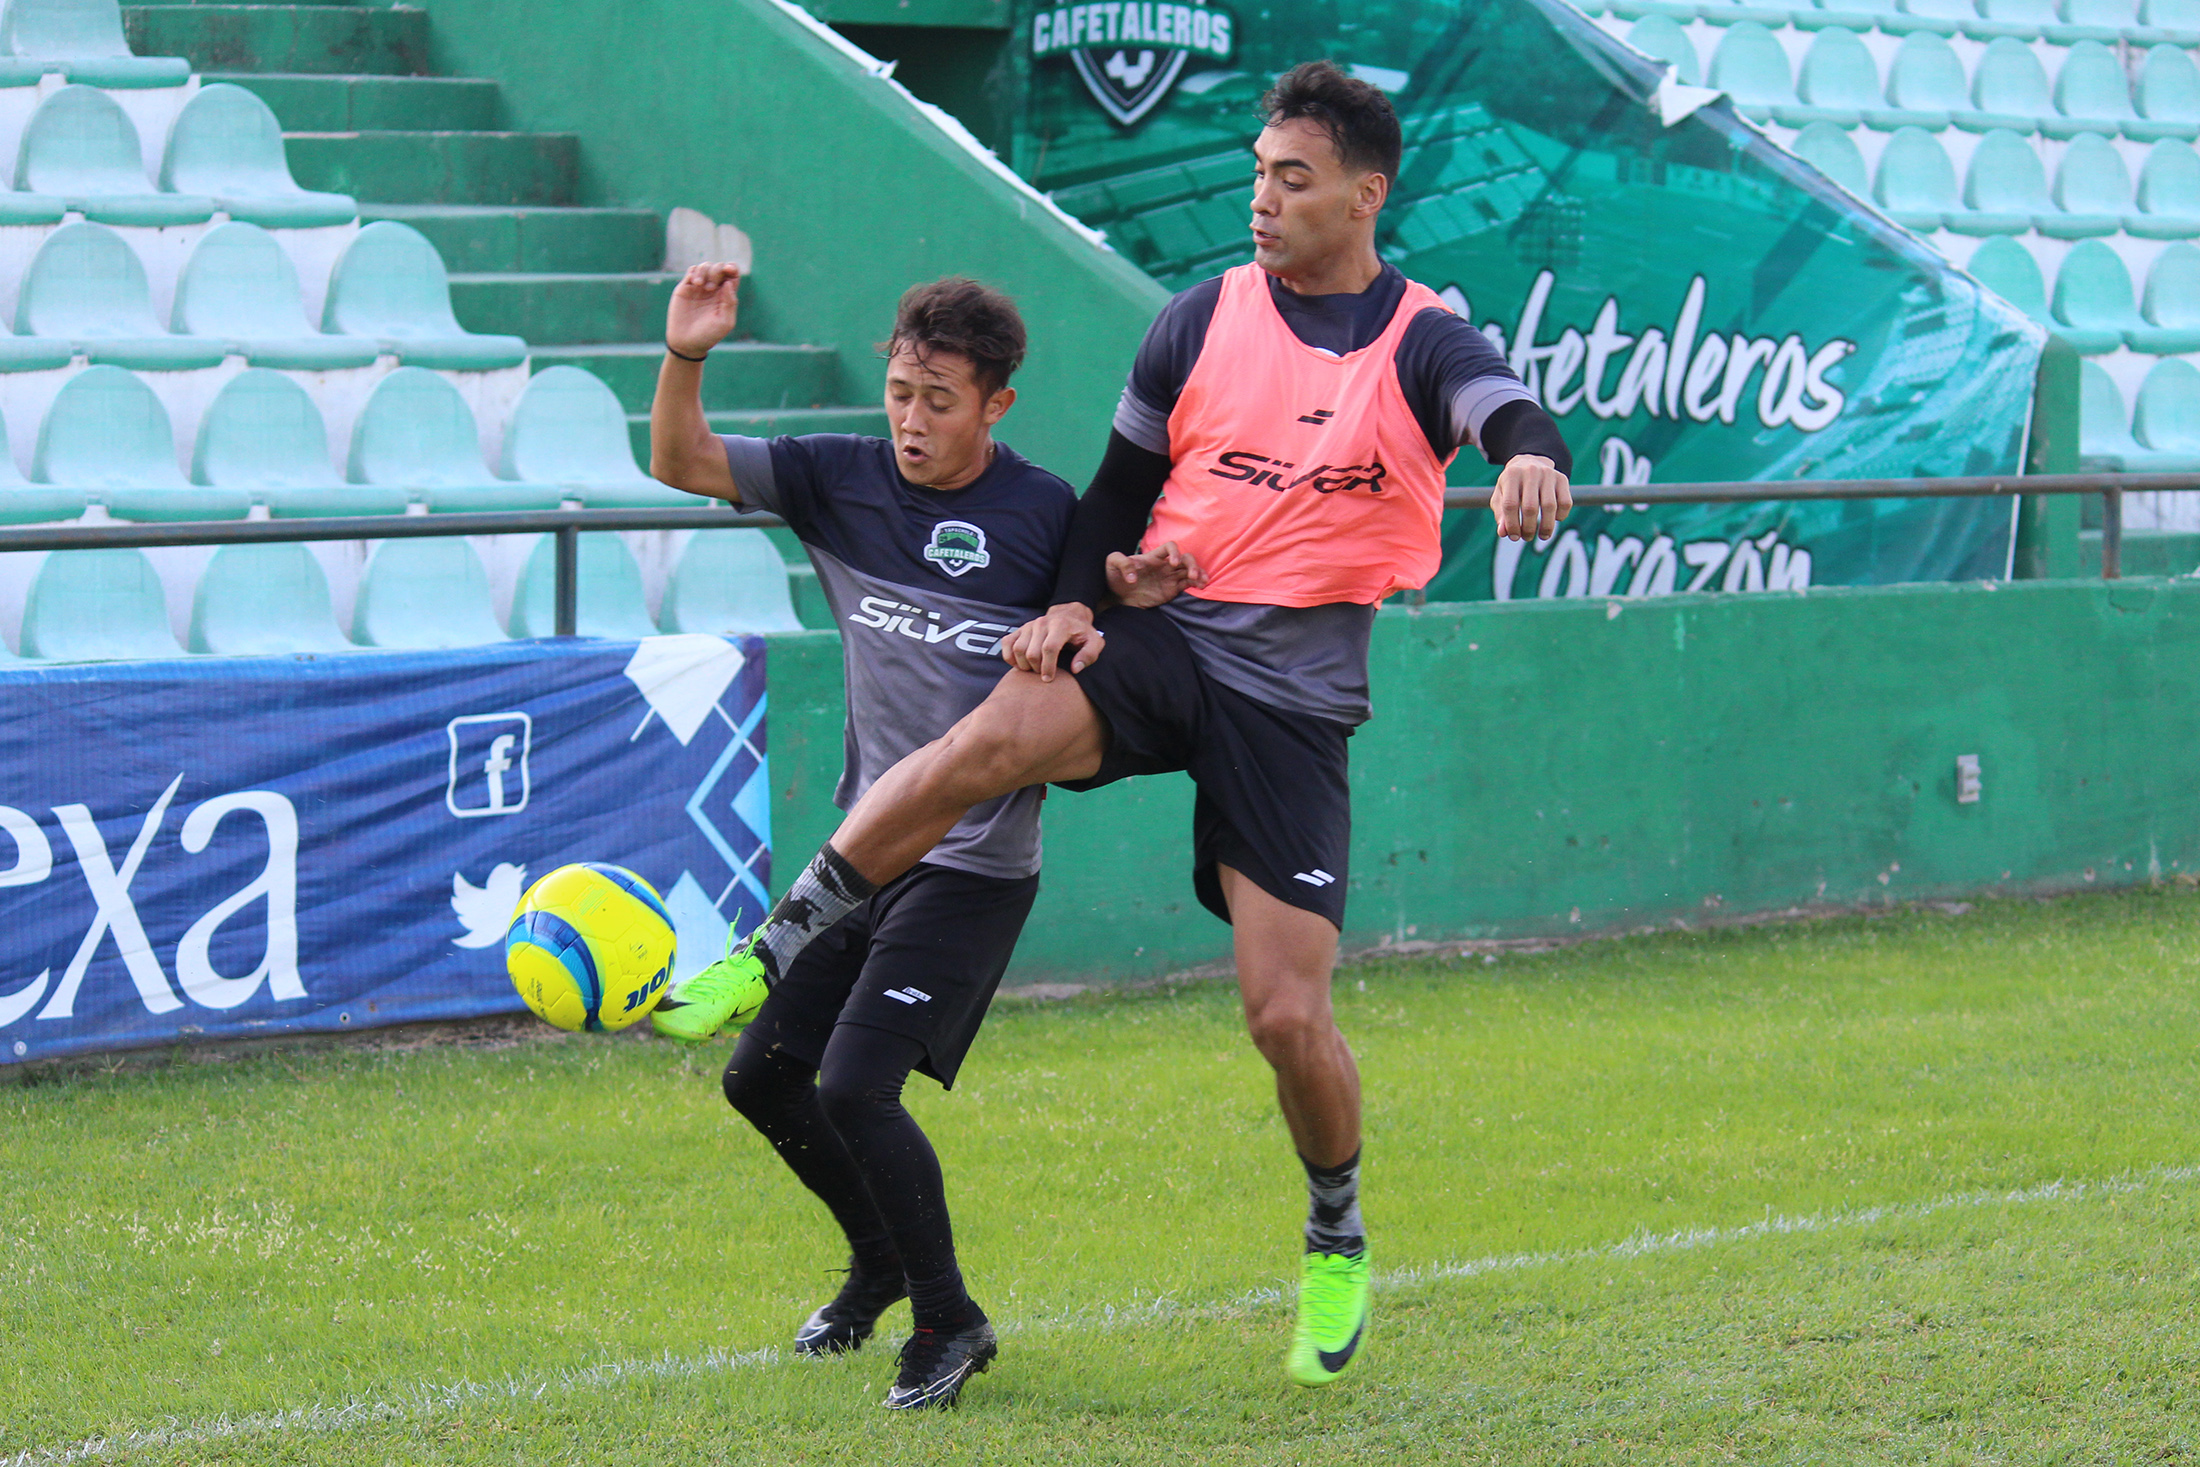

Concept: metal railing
[[0, 472, 2179, 634]]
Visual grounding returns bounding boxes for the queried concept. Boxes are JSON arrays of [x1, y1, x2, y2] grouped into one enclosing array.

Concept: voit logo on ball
[[1031, 0, 1235, 126]]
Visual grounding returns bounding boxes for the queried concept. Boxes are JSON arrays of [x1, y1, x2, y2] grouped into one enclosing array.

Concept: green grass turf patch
[[5, 890, 2199, 1462]]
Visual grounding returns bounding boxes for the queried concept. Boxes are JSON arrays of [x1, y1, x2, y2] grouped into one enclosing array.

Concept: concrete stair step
[[624, 406, 890, 465], [360, 204, 660, 274], [122, 4, 428, 75], [286, 130, 578, 206], [450, 270, 674, 344], [529, 341, 841, 414], [208, 72, 498, 131]]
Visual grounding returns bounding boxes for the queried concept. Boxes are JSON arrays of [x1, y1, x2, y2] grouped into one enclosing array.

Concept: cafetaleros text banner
[[1005, 0, 2045, 598], [0, 636, 770, 1067]]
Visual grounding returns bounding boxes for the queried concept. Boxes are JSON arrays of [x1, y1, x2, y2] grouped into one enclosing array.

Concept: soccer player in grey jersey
[[667, 64, 1574, 1389], [649, 271, 1196, 1410]]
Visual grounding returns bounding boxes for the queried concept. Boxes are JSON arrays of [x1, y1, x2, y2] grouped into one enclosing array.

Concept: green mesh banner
[[1002, 0, 2045, 598]]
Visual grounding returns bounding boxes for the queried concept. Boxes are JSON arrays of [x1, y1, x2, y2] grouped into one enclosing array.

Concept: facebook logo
[[446, 713, 533, 818]]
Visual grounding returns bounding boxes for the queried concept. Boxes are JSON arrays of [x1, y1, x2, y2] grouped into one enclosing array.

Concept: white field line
[[12, 1162, 2197, 1464]]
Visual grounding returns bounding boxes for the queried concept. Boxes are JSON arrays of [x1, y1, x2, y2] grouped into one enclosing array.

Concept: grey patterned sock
[[1302, 1149, 1365, 1256], [755, 844, 878, 983]]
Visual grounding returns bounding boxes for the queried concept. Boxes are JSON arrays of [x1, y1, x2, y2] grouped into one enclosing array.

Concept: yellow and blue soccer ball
[[505, 863, 676, 1032]]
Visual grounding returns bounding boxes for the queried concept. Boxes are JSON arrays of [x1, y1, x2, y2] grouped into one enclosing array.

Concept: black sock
[[906, 1265, 982, 1332], [1302, 1148, 1365, 1256], [847, 1229, 903, 1284], [754, 844, 878, 982]]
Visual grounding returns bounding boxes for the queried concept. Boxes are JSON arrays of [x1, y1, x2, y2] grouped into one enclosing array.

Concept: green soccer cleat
[[1286, 1246, 1370, 1387], [649, 931, 770, 1043]]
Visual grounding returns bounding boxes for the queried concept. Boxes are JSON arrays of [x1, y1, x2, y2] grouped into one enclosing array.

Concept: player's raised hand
[[667, 262, 742, 360], [1106, 541, 1207, 608], [1001, 602, 1107, 681], [1490, 453, 1572, 542]]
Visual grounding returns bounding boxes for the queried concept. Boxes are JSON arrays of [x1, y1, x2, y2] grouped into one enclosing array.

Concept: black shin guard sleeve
[[722, 1031, 899, 1271], [815, 1024, 967, 1319]]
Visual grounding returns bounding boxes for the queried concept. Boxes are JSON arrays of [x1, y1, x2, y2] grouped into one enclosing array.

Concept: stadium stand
[[508, 531, 657, 640], [0, 0, 870, 659], [1585, 0, 2200, 529]]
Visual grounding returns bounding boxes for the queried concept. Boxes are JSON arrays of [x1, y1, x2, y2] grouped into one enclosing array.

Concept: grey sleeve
[[717, 434, 780, 513], [1450, 375, 1540, 449]]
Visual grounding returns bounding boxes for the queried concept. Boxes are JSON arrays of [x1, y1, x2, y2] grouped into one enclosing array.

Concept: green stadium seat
[[1966, 0, 2056, 34], [1780, 28, 1881, 126], [2130, 137, 2200, 234], [20, 549, 184, 660], [2077, 359, 2146, 467], [189, 544, 352, 655], [191, 368, 408, 517], [2131, 358, 2200, 465], [15, 221, 226, 370], [2, 0, 188, 87], [508, 531, 656, 640], [658, 529, 802, 635], [2139, 0, 2200, 40], [2044, 0, 2130, 37], [1792, 119, 1872, 194], [351, 538, 508, 649], [2043, 131, 2134, 236], [2051, 238, 2149, 351], [499, 365, 687, 507], [1795, 0, 1896, 28], [346, 365, 541, 510], [1707, 24, 1796, 120], [1697, 0, 1797, 29], [1965, 234, 2053, 323], [17, 86, 211, 225], [1865, 32, 1968, 128], [1954, 127, 2055, 233], [1608, 0, 1701, 23], [2131, 240, 2200, 350], [1893, 0, 1972, 34], [1626, 16, 1700, 85], [1962, 37, 2053, 132], [320, 222, 527, 372], [2048, 40, 2154, 139], [0, 314, 74, 373], [159, 84, 357, 229], [34, 365, 248, 520], [0, 401, 81, 523], [170, 222, 379, 371], [1873, 125, 1961, 227], [2134, 45, 2200, 140]]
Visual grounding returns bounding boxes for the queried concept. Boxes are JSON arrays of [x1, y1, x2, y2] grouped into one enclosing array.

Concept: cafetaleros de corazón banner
[[1004, 0, 2046, 600]]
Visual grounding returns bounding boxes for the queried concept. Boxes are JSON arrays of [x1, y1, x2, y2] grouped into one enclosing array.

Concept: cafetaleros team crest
[[1030, 0, 1235, 127], [923, 520, 992, 577]]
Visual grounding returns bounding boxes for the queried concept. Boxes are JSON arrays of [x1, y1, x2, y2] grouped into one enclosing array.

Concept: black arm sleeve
[[1478, 399, 1574, 477], [1049, 429, 1174, 610]]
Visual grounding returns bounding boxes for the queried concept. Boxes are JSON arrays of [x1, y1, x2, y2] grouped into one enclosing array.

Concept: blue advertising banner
[[0, 635, 770, 1067]]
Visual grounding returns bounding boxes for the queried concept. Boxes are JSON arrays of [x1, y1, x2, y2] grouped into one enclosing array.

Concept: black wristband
[[665, 343, 709, 363]]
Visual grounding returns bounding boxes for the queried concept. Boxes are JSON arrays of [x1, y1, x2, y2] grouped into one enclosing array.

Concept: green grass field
[[6, 891, 2199, 1464]]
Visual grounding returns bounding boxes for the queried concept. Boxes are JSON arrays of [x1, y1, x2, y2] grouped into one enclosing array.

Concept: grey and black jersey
[[720, 433, 1076, 880]]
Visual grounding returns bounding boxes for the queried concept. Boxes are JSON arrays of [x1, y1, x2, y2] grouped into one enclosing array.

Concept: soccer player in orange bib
[[675, 61, 1574, 1385]]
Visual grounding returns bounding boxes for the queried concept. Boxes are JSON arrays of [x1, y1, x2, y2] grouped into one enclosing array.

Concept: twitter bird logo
[[452, 863, 527, 948]]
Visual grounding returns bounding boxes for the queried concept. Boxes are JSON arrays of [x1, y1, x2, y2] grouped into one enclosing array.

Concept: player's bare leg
[[1218, 864, 1371, 1386], [831, 668, 1107, 884], [1219, 865, 1360, 1165]]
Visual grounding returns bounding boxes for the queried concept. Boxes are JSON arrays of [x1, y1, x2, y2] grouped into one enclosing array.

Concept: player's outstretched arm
[[650, 262, 744, 502], [1489, 453, 1572, 542]]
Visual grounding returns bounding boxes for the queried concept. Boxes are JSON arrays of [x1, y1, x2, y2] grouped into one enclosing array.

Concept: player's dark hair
[[1261, 60, 1404, 185], [882, 277, 1027, 396]]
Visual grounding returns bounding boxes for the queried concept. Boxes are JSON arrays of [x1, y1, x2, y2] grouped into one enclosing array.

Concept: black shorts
[[741, 861, 1038, 1088], [1057, 604, 1353, 929]]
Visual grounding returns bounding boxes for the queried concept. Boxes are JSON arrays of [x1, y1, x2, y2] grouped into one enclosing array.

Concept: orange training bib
[[1144, 262, 1456, 607]]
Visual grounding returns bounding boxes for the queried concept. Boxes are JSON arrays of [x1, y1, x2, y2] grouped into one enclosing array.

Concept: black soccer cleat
[[883, 1317, 998, 1410], [793, 1262, 908, 1357]]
